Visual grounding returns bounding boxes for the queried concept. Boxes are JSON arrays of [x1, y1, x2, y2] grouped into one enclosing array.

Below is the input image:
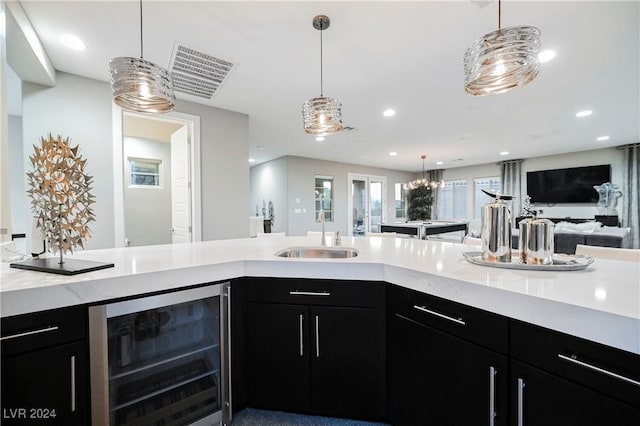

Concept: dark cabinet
[[510, 320, 640, 426], [245, 278, 385, 421], [1, 306, 89, 425], [387, 285, 509, 426]]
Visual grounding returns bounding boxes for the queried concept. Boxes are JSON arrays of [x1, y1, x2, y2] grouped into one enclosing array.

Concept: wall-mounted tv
[[526, 164, 611, 204]]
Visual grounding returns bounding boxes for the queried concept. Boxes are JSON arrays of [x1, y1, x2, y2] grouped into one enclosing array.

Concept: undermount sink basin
[[275, 246, 359, 259]]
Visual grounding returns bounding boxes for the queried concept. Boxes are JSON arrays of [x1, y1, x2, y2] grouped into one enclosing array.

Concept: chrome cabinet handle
[[413, 305, 466, 326], [71, 355, 76, 412], [289, 291, 331, 296], [299, 314, 304, 357], [0, 325, 59, 341], [315, 315, 320, 358], [517, 378, 525, 426], [558, 354, 640, 387], [489, 366, 496, 426], [226, 286, 233, 423]]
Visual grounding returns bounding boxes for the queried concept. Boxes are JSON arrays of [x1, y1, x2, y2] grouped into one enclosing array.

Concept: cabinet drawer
[[387, 284, 508, 354], [511, 320, 640, 409], [1, 306, 87, 356], [246, 277, 384, 308]]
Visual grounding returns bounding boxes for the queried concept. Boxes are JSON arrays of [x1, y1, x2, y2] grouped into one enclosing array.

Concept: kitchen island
[[1, 235, 638, 355]]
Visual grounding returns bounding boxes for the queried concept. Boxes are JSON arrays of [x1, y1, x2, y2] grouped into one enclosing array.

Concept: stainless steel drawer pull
[[0, 325, 59, 341], [489, 366, 497, 426], [517, 378, 525, 426], [413, 305, 466, 326], [71, 355, 76, 412], [299, 314, 304, 357], [558, 354, 640, 387], [290, 291, 331, 296], [315, 315, 320, 358]]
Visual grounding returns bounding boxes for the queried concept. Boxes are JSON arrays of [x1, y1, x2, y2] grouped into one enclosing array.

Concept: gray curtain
[[500, 159, 523, 226], [621, 144, 640, 248], [426, 169, 444, 220]]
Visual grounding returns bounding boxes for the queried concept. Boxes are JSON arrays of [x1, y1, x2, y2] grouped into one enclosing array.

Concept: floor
[[232, 408, 390, 426]]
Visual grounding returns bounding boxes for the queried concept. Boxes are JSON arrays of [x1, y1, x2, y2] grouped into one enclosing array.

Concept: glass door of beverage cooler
[[89, 284, 231, 426]]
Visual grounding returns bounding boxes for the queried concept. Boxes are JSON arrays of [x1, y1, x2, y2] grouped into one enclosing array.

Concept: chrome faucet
[[318, 209, 327, 246]]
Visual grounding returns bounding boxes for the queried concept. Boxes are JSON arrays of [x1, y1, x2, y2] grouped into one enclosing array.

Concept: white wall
[[123, 137, 172, 247], [20, 71, 250, 250], [249, 157, 287, 234], [8, 115, 25, 238], [250, 156, 415, 236], [433, 148, 624, 221]]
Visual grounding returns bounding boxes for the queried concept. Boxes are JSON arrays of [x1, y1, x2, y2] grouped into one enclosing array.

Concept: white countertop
[[1, 236, 639, 354]]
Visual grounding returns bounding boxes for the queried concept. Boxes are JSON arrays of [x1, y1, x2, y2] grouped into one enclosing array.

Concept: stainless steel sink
[[275, 246, 359, 258]]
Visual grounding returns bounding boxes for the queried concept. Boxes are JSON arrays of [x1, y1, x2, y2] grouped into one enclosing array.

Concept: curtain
[[500, 159, 523, 226], [621, 144, 640, 248], [426, 169, 444, 220]]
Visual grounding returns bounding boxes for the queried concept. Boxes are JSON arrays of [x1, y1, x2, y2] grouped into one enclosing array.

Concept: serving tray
[[462, 251, 594, 271]]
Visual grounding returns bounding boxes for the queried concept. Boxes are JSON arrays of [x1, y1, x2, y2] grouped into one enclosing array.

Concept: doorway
[[348, 174, 387, 236], [113, 108, 201, 248]]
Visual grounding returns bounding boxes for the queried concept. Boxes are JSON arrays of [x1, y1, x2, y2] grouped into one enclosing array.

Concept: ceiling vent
[[168, 43, 234, 99]]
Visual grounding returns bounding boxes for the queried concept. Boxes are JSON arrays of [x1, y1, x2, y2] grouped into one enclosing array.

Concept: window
[[315, 176, 333, 222], [474, 177, 501, 219], [439, 180, 467, 219], [394, 183, 406, 219], [129, 158, 161, 187]]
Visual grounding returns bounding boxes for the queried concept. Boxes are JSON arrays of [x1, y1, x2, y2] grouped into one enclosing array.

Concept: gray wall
[[8, 115, 25, 236], [21, 71, 250, 249], [123, 137, 172, 247], [250, 156, 415, 236]]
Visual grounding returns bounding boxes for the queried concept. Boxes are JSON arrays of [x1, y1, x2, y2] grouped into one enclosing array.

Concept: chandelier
[[404, 155, 443, 190], [109, 0, 175, 113], [302, 15, 344, 136], [463, 0, 541, 96]]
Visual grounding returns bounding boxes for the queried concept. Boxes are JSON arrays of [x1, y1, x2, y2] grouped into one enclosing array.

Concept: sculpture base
[[10, 257, 114, 275]]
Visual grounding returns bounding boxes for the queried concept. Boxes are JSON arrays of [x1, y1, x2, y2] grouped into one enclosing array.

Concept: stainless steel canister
[[518, 218, 532, 263], [481, 198, 512, 263], [525, 218, 555, 265]]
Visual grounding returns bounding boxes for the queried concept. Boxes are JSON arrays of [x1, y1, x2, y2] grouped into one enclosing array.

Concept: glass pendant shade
[[302, 96, 343, 136], [464, 25, 541, 96], [109, 57, 175, 113]]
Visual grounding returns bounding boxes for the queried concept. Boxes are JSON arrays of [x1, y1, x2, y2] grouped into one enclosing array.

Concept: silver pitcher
[[518, 218, 532, 263], [524, 218, 555, 265], [481, 190, 513, 263]]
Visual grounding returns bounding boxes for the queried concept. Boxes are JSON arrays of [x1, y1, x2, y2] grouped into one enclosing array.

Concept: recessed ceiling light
[[59, 34, 86, 51], [389, 151, 397, 156], [596, 136, 610, 141], [315, 136, 325, 142], [248, 158, 255, 163], [436, 161, 444, 166], [538, 49, 556, 63], [576, 110, 593, 118], [383, 109, 396, 117], [500, 151, 509, 156]]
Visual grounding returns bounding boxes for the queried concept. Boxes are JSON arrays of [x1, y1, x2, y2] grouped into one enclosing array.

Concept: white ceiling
[[14, 0, 640, 172]]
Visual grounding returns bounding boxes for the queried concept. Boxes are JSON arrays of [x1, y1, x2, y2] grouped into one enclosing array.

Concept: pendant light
[[464, 0, 541, 96], [302, 15, 344, 136], [404, 155, 442, 190], [109, 0, 175, 113]]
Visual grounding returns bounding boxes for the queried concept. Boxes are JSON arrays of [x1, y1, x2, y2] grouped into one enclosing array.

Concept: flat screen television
[[526, 164, 611, 204]]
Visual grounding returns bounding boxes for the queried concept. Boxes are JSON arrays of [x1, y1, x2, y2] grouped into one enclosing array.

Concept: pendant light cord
[[498, 0, 502, 30], [139, 0, 144, 58], [319, 25, 324, 96]]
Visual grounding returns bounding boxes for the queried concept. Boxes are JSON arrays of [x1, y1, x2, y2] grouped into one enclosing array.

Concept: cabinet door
[[1, 341, 88, 425], [246, 303, 310, 412], [310, 306, 385, 420], [388, 314, 508, 426], [511, 360, 640, 426]]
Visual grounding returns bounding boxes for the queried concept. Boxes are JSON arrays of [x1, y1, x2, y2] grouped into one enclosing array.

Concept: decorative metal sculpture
[[26, 134, 95, 264], [594, 182, 623, 213]]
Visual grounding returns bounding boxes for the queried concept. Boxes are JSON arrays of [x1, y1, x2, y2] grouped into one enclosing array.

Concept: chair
[[574, 244, 640, 262], [462, 235, 482, 246], [365, 232, 396, 237]]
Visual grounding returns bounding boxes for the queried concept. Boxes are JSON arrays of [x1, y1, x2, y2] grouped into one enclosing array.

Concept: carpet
[[232, 408, 390, 426]]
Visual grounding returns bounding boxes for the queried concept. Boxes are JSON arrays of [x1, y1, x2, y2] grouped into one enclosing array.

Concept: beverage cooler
[[89, 283, 231, 426]]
